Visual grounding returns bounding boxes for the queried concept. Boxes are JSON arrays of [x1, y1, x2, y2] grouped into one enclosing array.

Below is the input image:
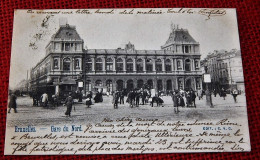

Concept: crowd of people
[[7, 86, 241, 116]]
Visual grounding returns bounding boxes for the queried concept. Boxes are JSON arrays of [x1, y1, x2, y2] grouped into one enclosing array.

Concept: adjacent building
[[202, 49, 244, 92], [30, 23, 203, 96]]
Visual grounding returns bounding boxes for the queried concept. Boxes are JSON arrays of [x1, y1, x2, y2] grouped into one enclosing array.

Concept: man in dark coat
[[119, 91, 124, 104], [171, 90, 179, 113], [113, 91, 120, 109], [220, 88, 227, 100], [8, 93, 17, 113], [85, 92, 92, 108], [64, 93, 73, 117], [190, 90, 197, 108], [135, 91, 141, 107], [231, 89, 239, 103]]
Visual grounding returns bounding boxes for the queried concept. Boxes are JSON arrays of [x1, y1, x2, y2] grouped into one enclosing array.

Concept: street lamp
[[204, 66, 213, 108]]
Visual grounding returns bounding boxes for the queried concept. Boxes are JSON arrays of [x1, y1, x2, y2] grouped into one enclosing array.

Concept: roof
[[162, 28, 198, 47], [86, 49, 178, 55], [53, 24, 82, 40]]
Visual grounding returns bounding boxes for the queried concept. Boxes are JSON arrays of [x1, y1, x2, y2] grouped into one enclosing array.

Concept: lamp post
[[204, 66, 213, 108], [76, 73, 83, 102]]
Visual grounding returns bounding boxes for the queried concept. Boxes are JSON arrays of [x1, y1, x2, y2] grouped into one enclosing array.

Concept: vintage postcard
[[5, 8, 250, 155]]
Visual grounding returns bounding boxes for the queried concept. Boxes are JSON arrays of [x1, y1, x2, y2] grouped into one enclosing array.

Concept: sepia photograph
[[5, 8, 250, 155]]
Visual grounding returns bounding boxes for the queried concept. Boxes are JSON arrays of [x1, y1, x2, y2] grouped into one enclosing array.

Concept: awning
[[61, 79, 77, 85]]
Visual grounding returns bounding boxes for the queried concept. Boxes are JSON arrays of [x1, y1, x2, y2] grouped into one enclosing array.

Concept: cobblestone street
[[6, 94, 247, 127]]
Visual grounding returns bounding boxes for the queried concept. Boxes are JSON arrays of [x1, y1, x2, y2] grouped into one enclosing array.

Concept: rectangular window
[[75, 43, 81, 51], [54, 43, 60, 50], [146, 64, 153, 72], [116, 64, 123, 72], [185, 46, 189, 53], [126, 64, 133, 72], [96, 63, 103, 71], [166, 65, 171, 72], [86, 64, 92, 72], [106, 63, 113, 71], [137, 64, 143, 72], [65, 43, 70, 51], [156, 64, 162, 72]]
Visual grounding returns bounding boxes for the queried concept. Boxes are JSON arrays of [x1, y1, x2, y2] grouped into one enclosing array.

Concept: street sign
[[204, 74, 211, 83], [78, 82, 83, 87]]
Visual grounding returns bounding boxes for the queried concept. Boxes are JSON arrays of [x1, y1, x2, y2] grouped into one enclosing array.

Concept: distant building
[[202, 49, 244, 92], [30, 22, 203, 96]]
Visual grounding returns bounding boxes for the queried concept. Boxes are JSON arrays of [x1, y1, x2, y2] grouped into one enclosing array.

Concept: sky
[[9, 8, 241, 89]]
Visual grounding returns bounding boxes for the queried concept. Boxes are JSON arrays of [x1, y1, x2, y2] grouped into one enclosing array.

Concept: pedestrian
[[185, 90, 192, 107], [135, 91, 141, 107], [64, 93, 74, 117], [85, 92, 92, 108], [231, 89, 239, 103], [172, 90, 180, 113], [119, 91, 124, 104], [197, 88, 203, 100], [141, 90, 147, 105], [41, 92, 48, 107], [190, 89, 197, 108], [113, 91, 120, 109], [127, 90, 135, 108], [213, 89, 217, 97], [220, 88, 227, 100], [8, 92, 17, 113]]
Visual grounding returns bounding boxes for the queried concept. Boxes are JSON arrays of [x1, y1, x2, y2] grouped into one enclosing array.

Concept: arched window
[[185, 59, 191, 71], [156, 59, 162, 72], [63, 58, 71, 71], [127, 79, 134, 91], [53, 59, 59, 69], [126, 58, 133, 72], [146, 58, 153, 72], [166, 80, 172, 91], [95, 80, 102, 87], [136, 59, 143, 72], [116, 80, 124, 91], [157, 79, 163, 91], [106, 58, 113, 71], [96, 58, 103, 71], [165, 59, 171, 72], [147, 79, 153, 89], [106, 80, 113, 93], [137, 79, 144, 89], [116, 58, 123, 72], [85, 58, 92, 72]]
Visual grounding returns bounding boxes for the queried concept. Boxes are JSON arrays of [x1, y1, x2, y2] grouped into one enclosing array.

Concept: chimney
[[59, 17, 68, 26]]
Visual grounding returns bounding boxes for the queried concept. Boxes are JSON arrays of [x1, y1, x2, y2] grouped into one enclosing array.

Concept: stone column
[[171, 59, 174, 72], [102, 57, 106, 72], [143, 58, 146, 72], [133, 58, 136, 72], [112, 57, 116, 72], [162, 58, 165, 72], [91, 57, 95, 72], [152, 59, 156, 72], [174, 59, 177, 71], [112, 80, 117, 92], [123, 57, 126, 72], [153, 78, 157, 91], [194, 77, 197, 90]]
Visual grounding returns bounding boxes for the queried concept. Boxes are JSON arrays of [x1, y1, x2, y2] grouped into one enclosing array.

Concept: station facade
[[30, 23, 202, 95]]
